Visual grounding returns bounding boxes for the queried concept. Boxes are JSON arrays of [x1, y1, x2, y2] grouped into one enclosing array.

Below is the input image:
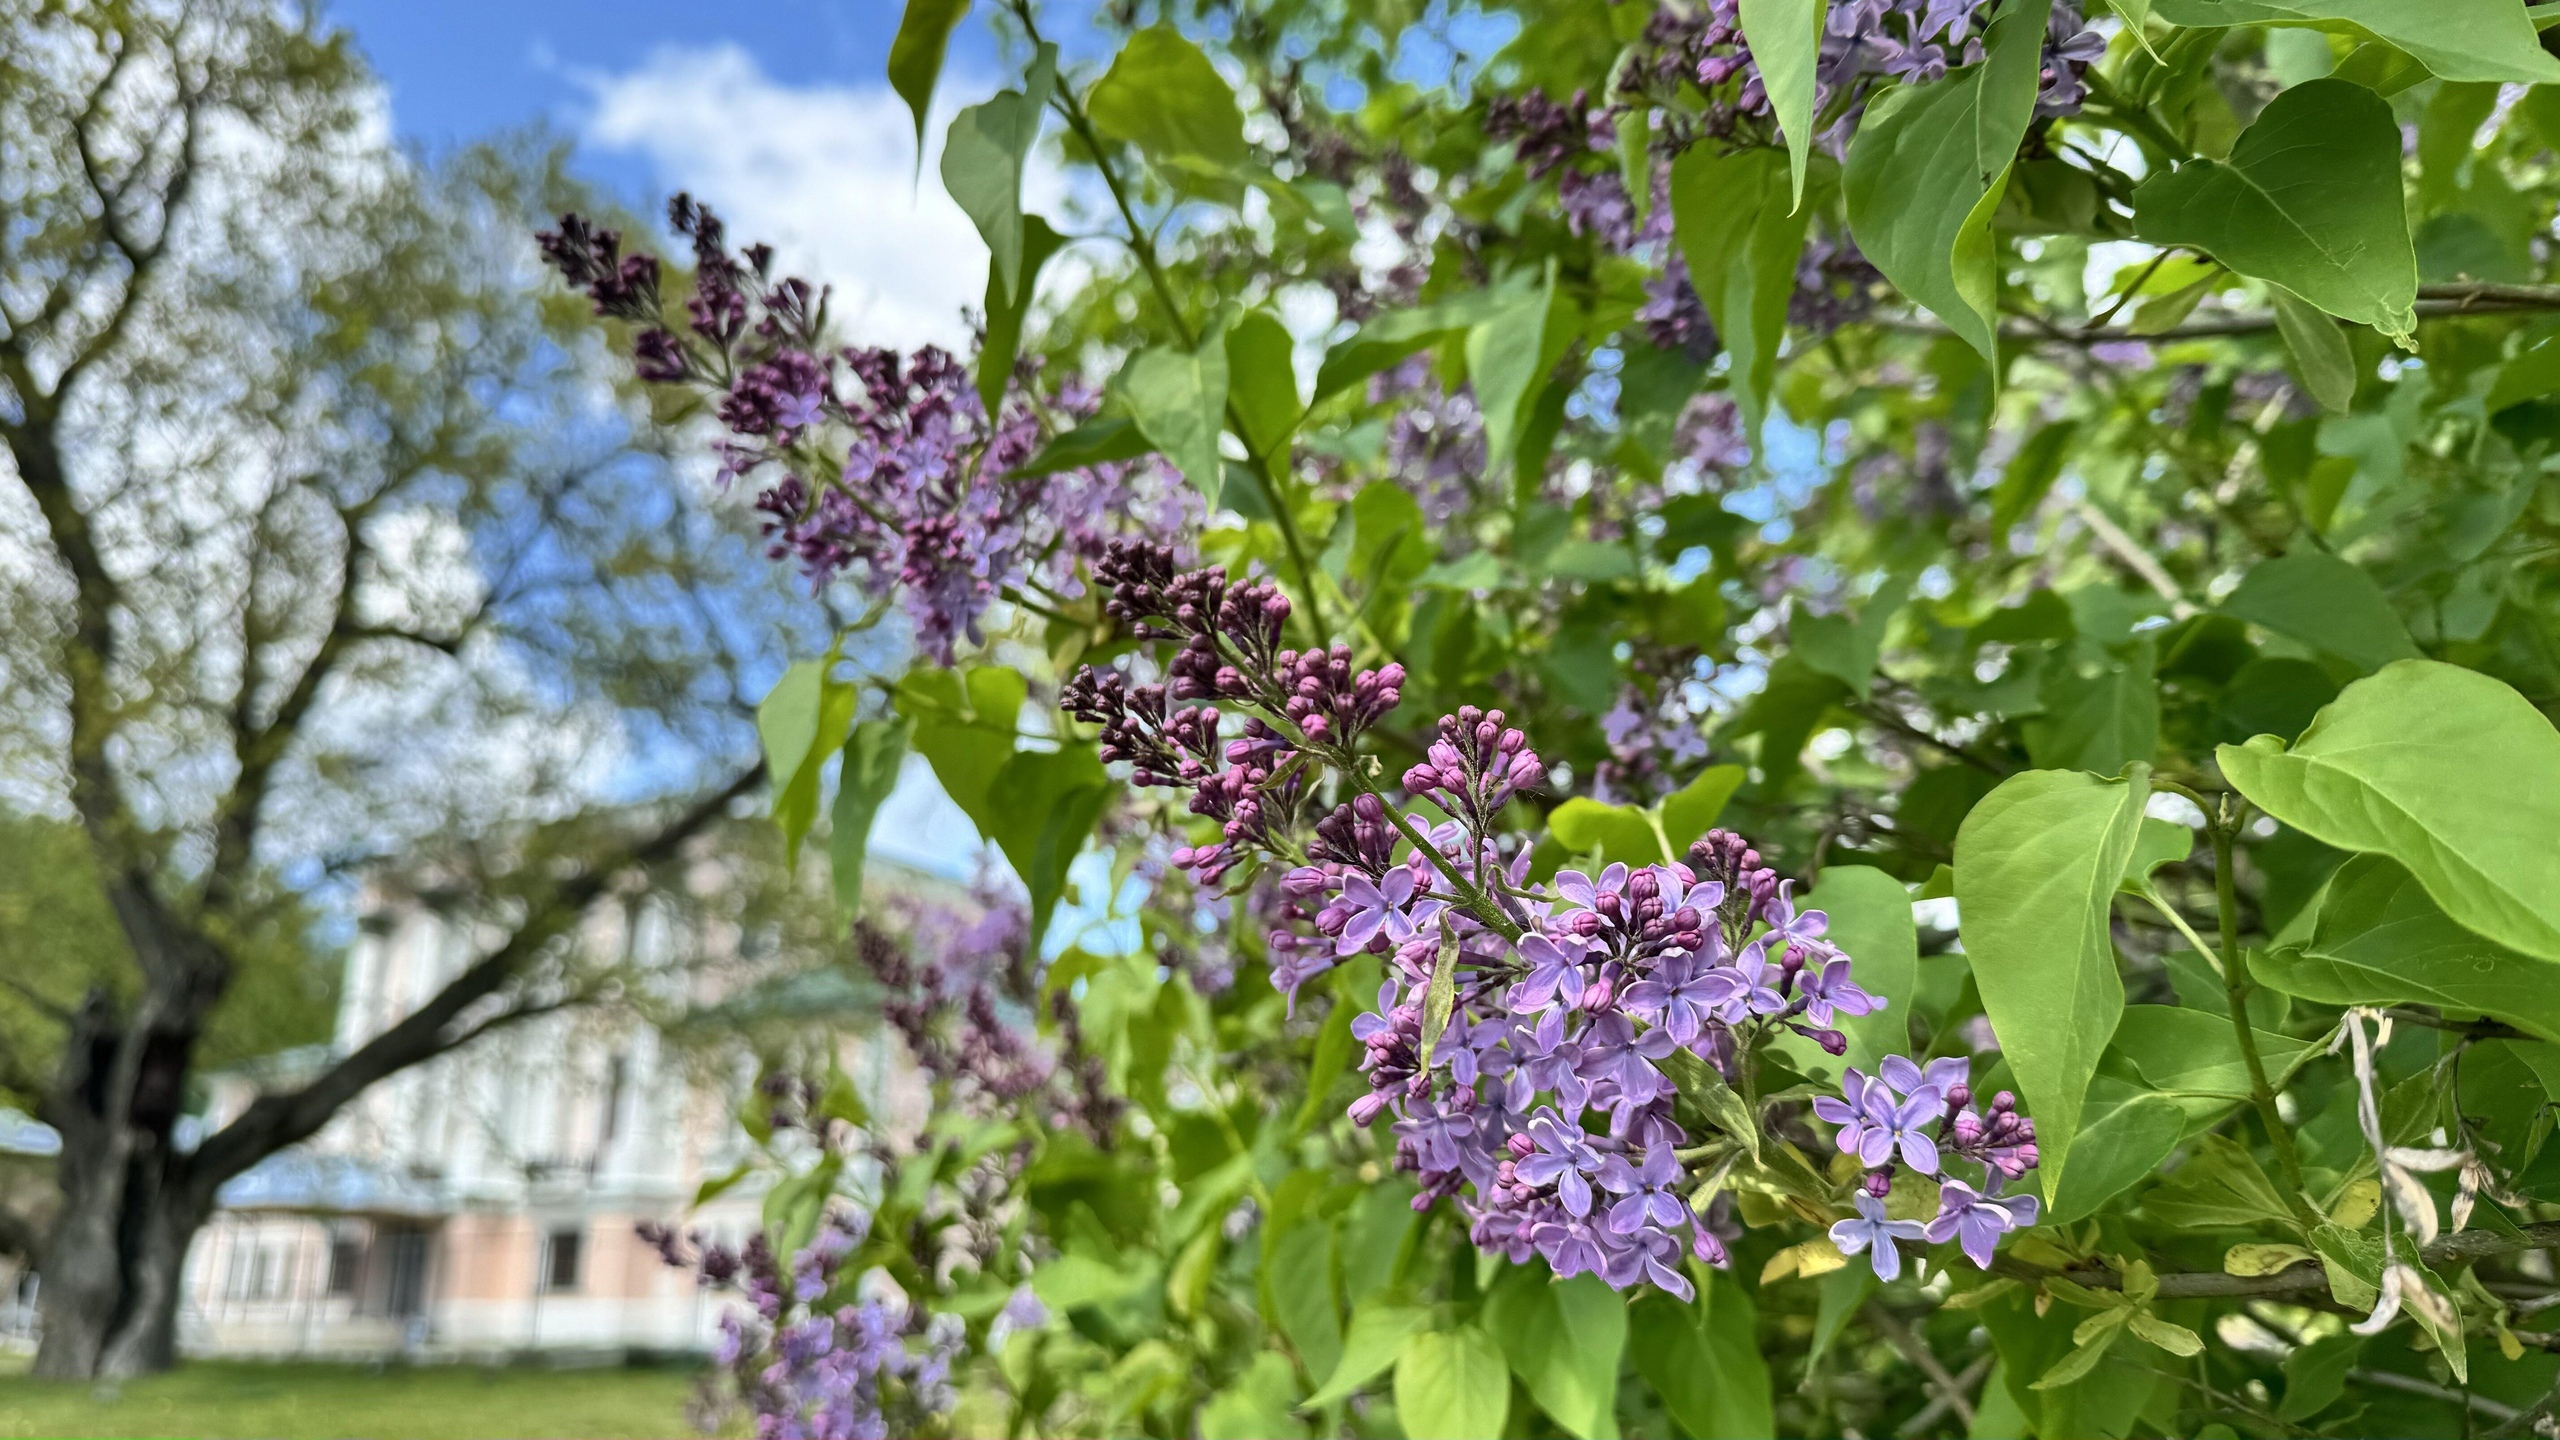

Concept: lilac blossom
[[1518, 1108, 1609, 1216], [1331, 866, 1448, 955], [642, 1209, 966, 1440], [539, 200, 1197, 665], [1927, 1180, 2042, 1267], [1819, 1052, 2045, 1274], [1830, 1191, 1931, 1282]]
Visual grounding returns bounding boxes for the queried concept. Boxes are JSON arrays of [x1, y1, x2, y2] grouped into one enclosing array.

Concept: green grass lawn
[[0, 1358, 706, 1439]]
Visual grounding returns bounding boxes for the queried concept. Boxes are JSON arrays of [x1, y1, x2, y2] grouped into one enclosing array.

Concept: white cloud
[[579, 45, 1057, 352]]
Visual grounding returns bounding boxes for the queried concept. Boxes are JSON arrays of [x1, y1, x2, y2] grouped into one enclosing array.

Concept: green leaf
[[1468, 265, 1563, 481], [1350, 480, 1434, 591], [893, 666, 1027, 836], [2307, 1223, 2382, 1309], [1670, 144, 1814, 439], [1418, 927, 1460, 1071], [2141, 1134, 2299, 1231], [1664, 1048, 1762, 1163], [1549, 797, 1664, 865], [1954, 765, 2147, 1203], [1817, 866, 1917, 1072], [985, 745, 1113, 957], [1793, 576, 1909, 693], [2025, 647, 2159, 776], [1088, 25, 1247, 175], [2270, 286, 2357, 414], [1310, 288, 1513, 403], [830, 716, 911, 926], [2029, 1308, 2127, 1390], [2219, 660, 2560, 963], [2256, 854, 2560, 1042], [1267, 1220, 1342, 1383], [2120, 817, 2194, 892], [1629, 1273, 1773, 1440], [1013, 416, 1153, 478], [1844, 0, 2051, 363], [888, 0, 972, 158], [1303, 1299, 1428, 1408], [1487, 1270, 1627, 1440], [2278, 1334, 2362, 1422], [1395, 1327, 1511, 1440], [1737, 0, 1831, 205], [1991, 418, 2077, 537], [2102, 1005, 2313, 1099], [2132, 79, 2418, 342], [2125, 1312, 2203, 1357], [758, 660, 859, 867], [1201, 1353, 1306, 1440], [940, 45, 1056, 307], [1659, 764, 1747, 853], [979, 214, 1066, 420], [694, 1161, 752, 1207], [1118, 324, 1230, 500], [2047, 1079, 2188, 1224], [1725, 654, 1850, 791], [2221, 550, 2418, 675], [1225, 311, 1303, 462], [2151, 0, 2560, 83]]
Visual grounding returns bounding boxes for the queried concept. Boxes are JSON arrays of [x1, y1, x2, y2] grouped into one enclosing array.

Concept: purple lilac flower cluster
[[1817, 1054, 2042, 1281], [1595, 680, 1712, 804], [1370, 357, 1488, 525], [538, 201, 1196, 663], [1060, 540, 1406, 888], [1300, 816, 1883, 1299], [852, 900, 1048, 1109], [638, 1211, 966, 1440], [1484, 89, 1639, 252], [1634, 0, 2104, 142]]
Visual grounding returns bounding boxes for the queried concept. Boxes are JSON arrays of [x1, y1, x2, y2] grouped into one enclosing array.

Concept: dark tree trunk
[[30, 993, 216, 1381]]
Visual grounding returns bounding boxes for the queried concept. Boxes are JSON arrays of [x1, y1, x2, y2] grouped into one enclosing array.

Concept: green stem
[[2082, 68, 2194, 166], [2210, 801, 2318, 1227], [1347, 768, 1524, 943], [1014, 0, 1331, 641]]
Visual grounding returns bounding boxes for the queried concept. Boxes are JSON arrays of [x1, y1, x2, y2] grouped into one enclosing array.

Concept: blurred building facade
[[177, 889, 774, 1360], [2, 854, 936, 1362]]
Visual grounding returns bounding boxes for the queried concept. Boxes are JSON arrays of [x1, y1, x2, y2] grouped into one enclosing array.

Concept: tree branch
[[185, 764, 761, 1189], [2001, 1222, 2560, 1301], [1870, 283, 2560, 346]]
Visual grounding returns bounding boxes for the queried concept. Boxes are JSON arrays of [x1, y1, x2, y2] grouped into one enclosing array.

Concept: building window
[[327, 1234, 363, 1297], [543, 1227, 583, 1292]]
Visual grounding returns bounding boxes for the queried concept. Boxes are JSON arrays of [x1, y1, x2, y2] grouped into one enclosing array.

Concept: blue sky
[[336, 0, 995, 152]]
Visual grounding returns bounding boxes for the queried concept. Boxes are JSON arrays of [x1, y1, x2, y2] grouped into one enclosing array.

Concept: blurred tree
[[0, 0, 818, 1377]]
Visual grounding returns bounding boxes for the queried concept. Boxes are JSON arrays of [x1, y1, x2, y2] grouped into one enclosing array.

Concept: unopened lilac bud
[[1349, 1093, 1390, 1126], [1376, 663, 1406, 689], [1583, 974, 1614, 1011], [1991, 1090, 2016, 1114], [1863, 1170, 1892, 1198], [1508, 1132, 1536, 1159], [1945, 1082, 1971, 1111], [1629, 871, 1658, 903], [1569, 911, 1603, 937], [1693, 1226, 1730, 1267], [1403, 764, 1439, 793], [1810, 1027, 1847, 1056], [1507, 753, 1544, 790], [1951, 1110, 1985, 1145]]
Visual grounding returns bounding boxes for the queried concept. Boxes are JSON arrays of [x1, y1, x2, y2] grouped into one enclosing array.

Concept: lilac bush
[[641, 1212, 967, 1440], [537, 200, 1196, 662]]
